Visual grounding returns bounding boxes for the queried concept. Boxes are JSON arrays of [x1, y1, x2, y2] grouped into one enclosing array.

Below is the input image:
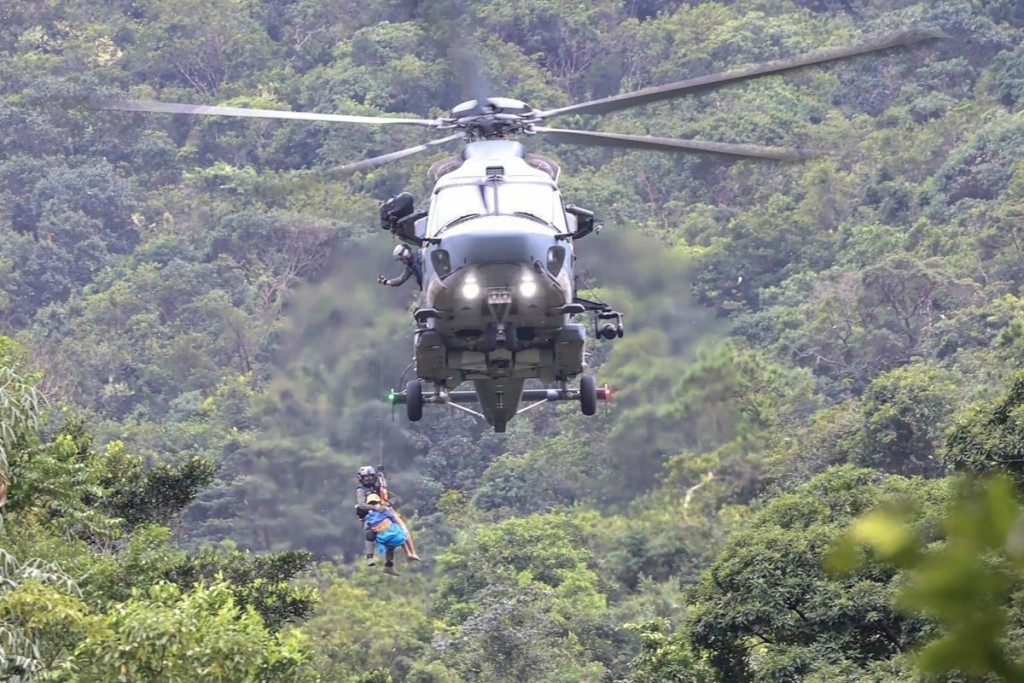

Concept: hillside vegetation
[[2, 0, 1024, 681]]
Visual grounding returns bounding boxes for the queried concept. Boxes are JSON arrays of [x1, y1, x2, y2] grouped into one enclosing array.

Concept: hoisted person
[[362, 493, 407, 576]]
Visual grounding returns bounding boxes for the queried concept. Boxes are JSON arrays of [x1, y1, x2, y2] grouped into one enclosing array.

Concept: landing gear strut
[[388, 379, 612, 422]]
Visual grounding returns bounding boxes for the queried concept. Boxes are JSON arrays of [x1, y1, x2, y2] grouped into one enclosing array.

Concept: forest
[[2, 0, 1024, 680]]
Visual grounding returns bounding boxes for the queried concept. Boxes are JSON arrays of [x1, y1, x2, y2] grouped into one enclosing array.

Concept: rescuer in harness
[[355, 465, 420, 566]]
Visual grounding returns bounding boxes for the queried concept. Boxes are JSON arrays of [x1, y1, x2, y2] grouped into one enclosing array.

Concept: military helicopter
[[100, 29, 943, 432]]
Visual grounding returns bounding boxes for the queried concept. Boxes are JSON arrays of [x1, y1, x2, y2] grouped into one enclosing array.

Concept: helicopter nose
[[441, 220, 554, 269]]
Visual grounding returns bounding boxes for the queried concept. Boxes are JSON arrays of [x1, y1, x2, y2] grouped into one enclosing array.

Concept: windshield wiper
[[512, 211, 553, 227], [445, 213, 483, 228]]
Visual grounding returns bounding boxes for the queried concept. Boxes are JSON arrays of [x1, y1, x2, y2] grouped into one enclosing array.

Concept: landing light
[[462, 281, 481, 298], [519, 280, 538, 297]]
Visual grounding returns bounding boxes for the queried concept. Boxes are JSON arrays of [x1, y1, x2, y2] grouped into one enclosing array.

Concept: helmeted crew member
[[362, 493, 407, 576], [355, 465, 421, 565], [377, 244, 423, 288], [355, 465, 381, 565]]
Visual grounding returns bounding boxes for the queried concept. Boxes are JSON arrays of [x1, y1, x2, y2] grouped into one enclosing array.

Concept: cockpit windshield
[[427, 177, 568, 237]]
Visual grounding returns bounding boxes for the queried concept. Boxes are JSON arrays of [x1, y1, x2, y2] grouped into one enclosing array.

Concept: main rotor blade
[[99, 99, 441, 127], [537, 28, 946, 120], [325, 134, 462, 174], [535, 127, 818, 161]]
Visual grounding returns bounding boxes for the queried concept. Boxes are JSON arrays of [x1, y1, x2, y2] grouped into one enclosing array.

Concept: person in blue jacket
[[363, 493, 408, 576]]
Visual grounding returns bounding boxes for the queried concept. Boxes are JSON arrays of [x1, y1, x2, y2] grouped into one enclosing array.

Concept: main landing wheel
[[579, 374, 597, 416], [406, 380, 423, 422]]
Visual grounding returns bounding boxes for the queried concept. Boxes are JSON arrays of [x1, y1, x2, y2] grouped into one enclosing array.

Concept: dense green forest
[[2, 0, 1024, 680]]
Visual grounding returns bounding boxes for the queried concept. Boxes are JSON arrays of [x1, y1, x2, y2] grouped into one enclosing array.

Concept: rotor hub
[[443, 97, 540, 140]]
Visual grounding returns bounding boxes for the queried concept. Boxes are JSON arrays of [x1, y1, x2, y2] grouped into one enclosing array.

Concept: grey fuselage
[[412, 141, 588, 427]]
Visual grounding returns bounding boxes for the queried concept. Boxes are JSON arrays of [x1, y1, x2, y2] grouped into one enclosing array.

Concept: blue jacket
[[365, 507, 400, 532]]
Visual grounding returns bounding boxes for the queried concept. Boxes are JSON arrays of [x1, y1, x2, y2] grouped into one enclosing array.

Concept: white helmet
[[393, 244, 410, 261]]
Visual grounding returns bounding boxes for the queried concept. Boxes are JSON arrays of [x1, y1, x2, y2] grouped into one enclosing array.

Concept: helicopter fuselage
[[406, 140, 598, 428]]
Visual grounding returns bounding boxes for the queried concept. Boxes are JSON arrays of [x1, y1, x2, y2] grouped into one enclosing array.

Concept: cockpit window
[[428, 177, 568, 236]]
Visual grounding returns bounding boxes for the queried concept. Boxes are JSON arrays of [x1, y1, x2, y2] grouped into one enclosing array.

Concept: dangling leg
[[383, 547, 399, 576], [393, 511, 421, 561], [364, 527, 377, 566], [403, 531, 421, 561]]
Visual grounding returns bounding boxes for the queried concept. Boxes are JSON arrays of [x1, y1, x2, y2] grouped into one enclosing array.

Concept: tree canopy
[[1, 0, 1023, 680]]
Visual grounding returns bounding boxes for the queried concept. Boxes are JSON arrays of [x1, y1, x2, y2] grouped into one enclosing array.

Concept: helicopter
[[100, 28, 945, 432]]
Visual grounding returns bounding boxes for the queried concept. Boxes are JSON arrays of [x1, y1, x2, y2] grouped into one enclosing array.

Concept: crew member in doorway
[[377, 244, 422, 288]]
